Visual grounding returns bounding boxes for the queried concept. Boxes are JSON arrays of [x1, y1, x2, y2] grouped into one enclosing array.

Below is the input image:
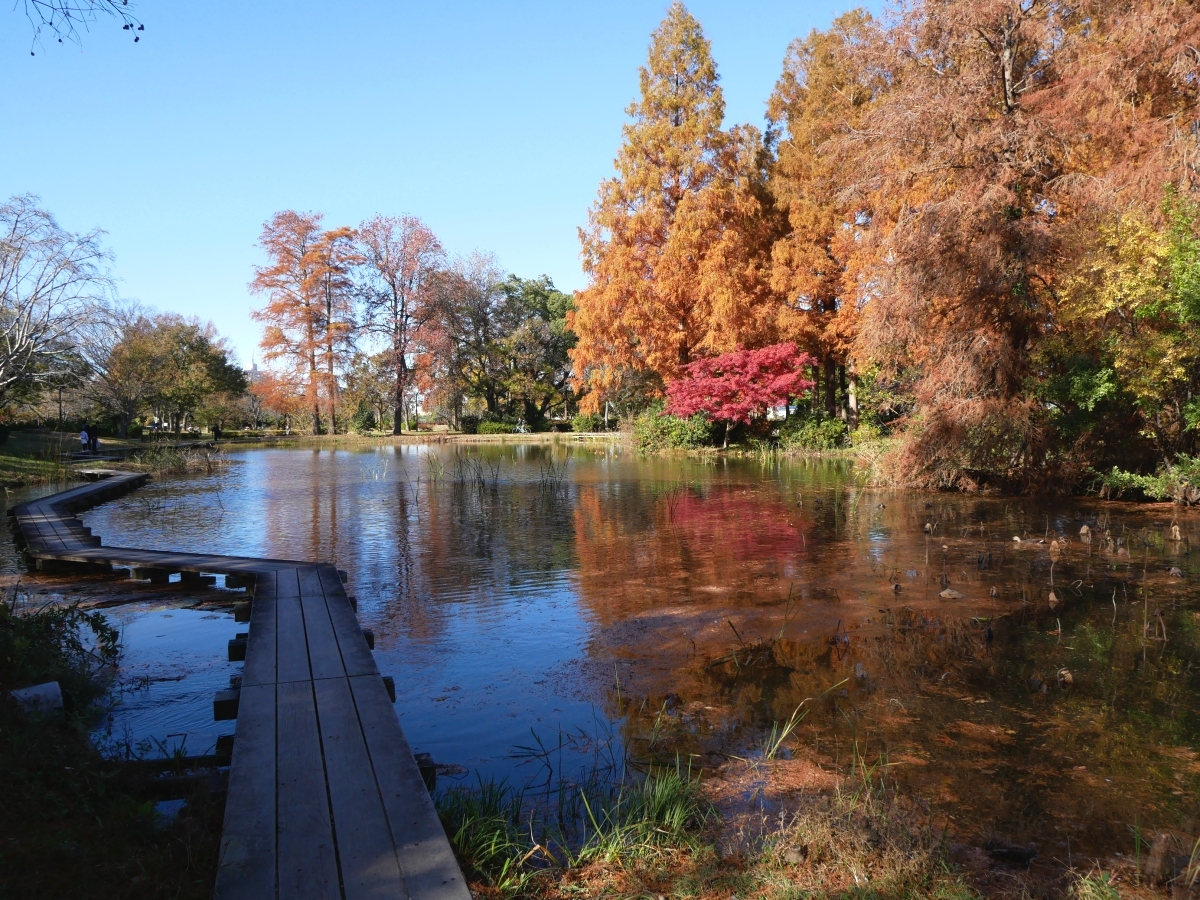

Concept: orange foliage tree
[[767, 10, 885, 420], [308, 225, 358, 434], [250, 212, 358, 434], [249, 368, 306, 432], [571, 1, 781, 413], [249, 211, 324, 433]]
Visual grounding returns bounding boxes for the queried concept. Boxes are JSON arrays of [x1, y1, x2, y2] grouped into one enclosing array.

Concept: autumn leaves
[[250, 212, 577, 434], [570, 0, 1200, 489]]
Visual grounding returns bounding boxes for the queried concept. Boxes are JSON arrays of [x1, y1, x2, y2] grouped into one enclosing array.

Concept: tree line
[[573, 0, 1200, 491], [0, 194, 246, 438], [249, 212, 575, 434]]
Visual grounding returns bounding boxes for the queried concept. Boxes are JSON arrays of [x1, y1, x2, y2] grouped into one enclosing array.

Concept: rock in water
[[940, 589, 963, 599], [782, 846, 808, 865], [9, 681, 63, 715]]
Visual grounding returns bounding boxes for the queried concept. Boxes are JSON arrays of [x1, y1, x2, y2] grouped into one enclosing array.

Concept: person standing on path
[[87, 422, 99, 454], [79, 423, 89, 454]]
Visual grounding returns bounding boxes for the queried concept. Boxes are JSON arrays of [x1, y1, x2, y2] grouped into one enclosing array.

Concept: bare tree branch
[[19, 0, 143, 54], [0, 195, 112, 403]]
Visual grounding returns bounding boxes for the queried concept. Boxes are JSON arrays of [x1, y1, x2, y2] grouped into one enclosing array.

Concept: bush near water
[[0, 589, 223, 899]]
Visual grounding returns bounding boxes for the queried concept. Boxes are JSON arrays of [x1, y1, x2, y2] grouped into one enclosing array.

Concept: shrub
[[0, 592, 119, 708], [572, 412, 604, 433], [459, 414, 480, 435], [478, 421, 516, 435], [849, 421, 883, 446], [350, 402, 377, 434], [779, 416, 849, 450], [1099, 454, 1200, 503], [632, 404, 713, 451]]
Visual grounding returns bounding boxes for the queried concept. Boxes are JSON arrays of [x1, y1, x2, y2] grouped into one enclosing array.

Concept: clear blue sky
[[2, 1, 873, 366]]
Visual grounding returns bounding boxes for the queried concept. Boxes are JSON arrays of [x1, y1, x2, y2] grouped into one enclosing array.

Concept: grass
[[1071, 870, 1121, 900], [0, 430, 84, 485], [435, 759, 711, 896], [434, 737, 989, 900], [0, 584, 224, 899], [121, 444, 229, 477]]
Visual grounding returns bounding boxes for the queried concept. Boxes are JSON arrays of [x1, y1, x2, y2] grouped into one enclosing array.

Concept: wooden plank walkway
[[9, 474, 471, 900]]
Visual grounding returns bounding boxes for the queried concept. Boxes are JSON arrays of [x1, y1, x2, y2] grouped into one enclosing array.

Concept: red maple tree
[[665, 342, 815, 436]]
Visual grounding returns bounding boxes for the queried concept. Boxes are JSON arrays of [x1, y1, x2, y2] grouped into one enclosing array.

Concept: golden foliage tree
[[767, 10, 884, 418], [571, 1, 780, 412]]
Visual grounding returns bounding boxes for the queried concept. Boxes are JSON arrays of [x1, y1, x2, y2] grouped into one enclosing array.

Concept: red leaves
[[665, 342, 814, 425]]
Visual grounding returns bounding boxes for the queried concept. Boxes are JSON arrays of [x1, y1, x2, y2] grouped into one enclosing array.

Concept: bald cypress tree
[[572, 1, 779, 411]]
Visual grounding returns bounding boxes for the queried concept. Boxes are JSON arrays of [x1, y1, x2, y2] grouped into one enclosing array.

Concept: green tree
[[497, 275, 576, 427]]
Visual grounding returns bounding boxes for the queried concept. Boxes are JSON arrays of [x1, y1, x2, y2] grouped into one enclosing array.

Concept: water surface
[[62, 443, 1200, 858]]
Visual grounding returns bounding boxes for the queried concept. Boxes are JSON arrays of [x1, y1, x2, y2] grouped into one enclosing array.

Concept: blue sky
[[2, 1, 873, 365]]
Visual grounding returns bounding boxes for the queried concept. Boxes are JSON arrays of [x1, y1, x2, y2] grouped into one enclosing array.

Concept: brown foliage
[[249, 212, 357, 433], [836, 0, 1199, 489]]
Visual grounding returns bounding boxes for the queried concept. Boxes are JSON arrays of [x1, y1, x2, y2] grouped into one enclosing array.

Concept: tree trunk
[[847, 371, 859, 429], [393, 366, 405, 435], [824, 356, 838, 419], [392, 336, 406, 434]]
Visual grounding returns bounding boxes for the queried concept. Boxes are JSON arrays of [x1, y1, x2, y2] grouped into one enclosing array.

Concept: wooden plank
[[276, 680, 340, 900], [298, 567, 346, 681], [241, 589, 278, 688], [348, 674, 473, 900], [326, 597, 378, 680], [214, 683, 276, 900], [275, 594, 311, 685], [276, 567, 301, 598], [316, 565, 377, 679], [313, 676, 406, 899]]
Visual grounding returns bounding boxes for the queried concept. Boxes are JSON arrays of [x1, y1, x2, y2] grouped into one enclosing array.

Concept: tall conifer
[[572, 1, 778, 411]]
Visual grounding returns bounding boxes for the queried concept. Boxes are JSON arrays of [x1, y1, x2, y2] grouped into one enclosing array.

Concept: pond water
[[15, 442, 1200, 860]]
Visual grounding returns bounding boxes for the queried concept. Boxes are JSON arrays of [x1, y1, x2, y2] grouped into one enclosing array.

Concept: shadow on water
[[49, 441, 1199, 860]]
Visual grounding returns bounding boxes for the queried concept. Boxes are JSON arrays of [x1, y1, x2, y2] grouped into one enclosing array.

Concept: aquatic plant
[[761, 679, 847, 760]]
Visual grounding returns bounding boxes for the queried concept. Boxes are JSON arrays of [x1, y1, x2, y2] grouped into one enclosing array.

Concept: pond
[[23, 442, 1200, 861]]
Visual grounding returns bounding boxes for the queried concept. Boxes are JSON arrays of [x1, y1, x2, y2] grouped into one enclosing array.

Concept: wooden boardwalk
[[10, 474, 471, 900]]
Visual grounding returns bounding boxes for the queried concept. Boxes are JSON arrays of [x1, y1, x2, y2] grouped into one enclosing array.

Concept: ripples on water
[[17, 442, 1200, 859]]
